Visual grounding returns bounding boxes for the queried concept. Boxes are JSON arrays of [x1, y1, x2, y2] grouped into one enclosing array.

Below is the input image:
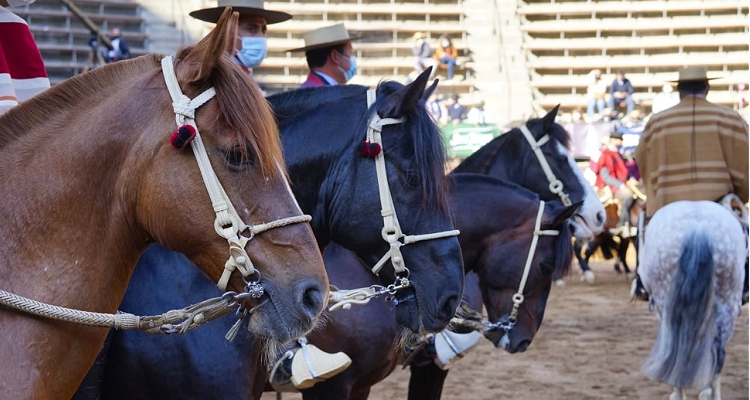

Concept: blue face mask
[[337, 53, 357, 82], [237, 37, 267, 68]]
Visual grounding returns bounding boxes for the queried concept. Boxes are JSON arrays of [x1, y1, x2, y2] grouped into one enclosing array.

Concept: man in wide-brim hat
[[190, 0, 292, 72], [288, 23, 363, 88], [634, 65, 749, 300]]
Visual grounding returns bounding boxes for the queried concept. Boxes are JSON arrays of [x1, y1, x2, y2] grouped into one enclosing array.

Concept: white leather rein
[[484, 200, 559, 332], [328, 89, 460, 311], [161, 56, 312, 293]]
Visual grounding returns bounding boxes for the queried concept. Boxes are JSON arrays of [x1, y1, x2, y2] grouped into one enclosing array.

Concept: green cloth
[[440, 123, 501, 159]]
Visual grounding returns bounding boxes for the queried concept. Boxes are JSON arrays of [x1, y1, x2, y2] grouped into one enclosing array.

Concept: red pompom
[[170, 124, 197, 149], [357, 141, 369, 156], [367, 142, 381, 156]]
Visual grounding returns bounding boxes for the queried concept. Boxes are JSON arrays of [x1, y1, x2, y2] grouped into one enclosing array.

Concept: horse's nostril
[[296, 280, 325, 320], [596, 211, 605, 225], [438, 294, 460, 322], [514, 339, 531, 353]]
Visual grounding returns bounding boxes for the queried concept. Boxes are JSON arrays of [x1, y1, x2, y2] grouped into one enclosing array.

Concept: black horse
[[74, 70, 464, 400], [271, 173, 579, 400]]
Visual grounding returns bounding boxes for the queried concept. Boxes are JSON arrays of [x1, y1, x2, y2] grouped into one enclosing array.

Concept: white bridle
[[327, 90, 460, 310], [484, 200, 559, 332], [161, 56, 312, 293], [519, 124, 573, 207]]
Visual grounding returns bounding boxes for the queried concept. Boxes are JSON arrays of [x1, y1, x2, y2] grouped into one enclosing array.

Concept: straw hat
[[412, 32, 426, 40], [288, 23, 363, 52], [290, 343, 352, 389], [189, 0, 292, 24], [670, 66, 720, 83]]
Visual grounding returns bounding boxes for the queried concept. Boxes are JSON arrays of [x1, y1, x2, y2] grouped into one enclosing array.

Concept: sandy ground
[[265, 259, 749, 400]]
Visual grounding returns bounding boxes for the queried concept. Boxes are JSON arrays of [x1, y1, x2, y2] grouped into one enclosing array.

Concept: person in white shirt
[[650, 84, 680, 115]]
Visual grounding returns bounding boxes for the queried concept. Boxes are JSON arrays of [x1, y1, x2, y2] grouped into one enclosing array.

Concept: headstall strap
[[519, 124, 573, 207], [485, 200, 559, 332], [364, 89, 459, 281]]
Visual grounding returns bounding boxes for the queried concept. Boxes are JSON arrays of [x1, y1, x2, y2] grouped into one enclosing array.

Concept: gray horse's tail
[[643, 231, 717, 388]]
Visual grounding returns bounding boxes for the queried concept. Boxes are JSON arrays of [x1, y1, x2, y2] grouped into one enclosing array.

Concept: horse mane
[[375, 80, 449, 210], [269, 81, 449, 210], [268, 85, 367, 127], [453, 119, 572, 174], [553, 221, 574, 279], [0, 54, 162, 149], [0, 51, 284, 180]]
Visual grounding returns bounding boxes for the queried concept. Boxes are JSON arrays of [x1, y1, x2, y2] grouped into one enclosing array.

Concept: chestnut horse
[[0, 9, 327, 400], [74, 70, 464, 399]]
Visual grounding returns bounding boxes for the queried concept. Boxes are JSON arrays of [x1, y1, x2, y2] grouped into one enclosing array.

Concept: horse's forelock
[[371, 80, 450, 210], [176, 45, 285, 181], [552, 221, 574, 279]]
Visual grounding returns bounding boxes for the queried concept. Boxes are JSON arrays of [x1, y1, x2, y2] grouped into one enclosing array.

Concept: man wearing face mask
[[189, 0, 291, 74], [289, 23, 362, 88]]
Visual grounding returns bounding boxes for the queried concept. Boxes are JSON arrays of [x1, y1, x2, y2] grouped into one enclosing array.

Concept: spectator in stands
[[426, 92, 447, 125], [446, 94, 467, 124], [635, 66, 748, 221], [467, 100, 489, 125], [585, 69, 607, 121], [289, 23, 362, 88], [102, 27, 130, 63], [434, 33, 458, 81], [608, 70, 635, 118], [0, 0, 49, 115], [592, 129, 635, 237], [650, 84, 679, 115], [412, 32, 436, 79], [190, 0, 292, 74]]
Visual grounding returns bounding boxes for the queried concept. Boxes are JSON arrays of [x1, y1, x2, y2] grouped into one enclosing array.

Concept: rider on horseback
[[592, 129, 636, 237], [634, 66, 749, 303]]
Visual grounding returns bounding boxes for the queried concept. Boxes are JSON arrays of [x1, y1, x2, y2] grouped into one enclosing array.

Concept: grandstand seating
[[517, 0, 749, 114], [255, 0, 473, 98], [13, 0, 146, 84]]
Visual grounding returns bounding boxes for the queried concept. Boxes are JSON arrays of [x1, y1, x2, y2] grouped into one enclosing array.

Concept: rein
[[479, 200, 559, 333], [327, 89, 460, 311], [0, 56, 312, 337], [519, 124, 573, 207]]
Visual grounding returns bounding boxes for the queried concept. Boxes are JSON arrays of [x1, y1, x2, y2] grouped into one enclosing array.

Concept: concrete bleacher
[[254, 0, 474, 98], [517, 0, 749, 114], [13, 0, 146, 84]]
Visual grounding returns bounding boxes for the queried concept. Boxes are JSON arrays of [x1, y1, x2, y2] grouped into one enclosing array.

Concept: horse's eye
[[406, 170, 420, 186], [223, 147, 255, 170]]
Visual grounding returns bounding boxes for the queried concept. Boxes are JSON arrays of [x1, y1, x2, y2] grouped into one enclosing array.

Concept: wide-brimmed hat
[[670, 66, 720, 83], [288, 23, 363, 52], [412, 32, 426, 40], [189, 0, 292, 25]]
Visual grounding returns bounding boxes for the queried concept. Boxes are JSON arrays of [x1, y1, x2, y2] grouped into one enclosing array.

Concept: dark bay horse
[[75, 69, 463, 399], [454, 106, 604, 240], [0, 9, 328, 399], [273, 173, 579, 400]]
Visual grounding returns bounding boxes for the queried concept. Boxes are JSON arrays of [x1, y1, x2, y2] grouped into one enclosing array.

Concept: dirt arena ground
[[265, 258, 749, 400]]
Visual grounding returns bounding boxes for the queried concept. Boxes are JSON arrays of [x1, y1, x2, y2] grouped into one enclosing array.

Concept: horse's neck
[[0, 89, 149, 313], [282, 121, 359, 248], [458, 134, 521, 180], [452, 187, 529, 273]]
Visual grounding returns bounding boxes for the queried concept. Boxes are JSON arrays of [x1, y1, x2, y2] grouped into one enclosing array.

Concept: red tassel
[[170, 124, 196, 149], [367, 142, 381, 156], [357, 141, 369, 156]]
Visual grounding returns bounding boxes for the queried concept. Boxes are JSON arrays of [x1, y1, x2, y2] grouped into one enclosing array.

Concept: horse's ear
[[181, 8, 238, 83], [420, 78, 439, 103], [542, 200, 582, 229], [379, 67, 431, 117], [541, 104, 560, 131]]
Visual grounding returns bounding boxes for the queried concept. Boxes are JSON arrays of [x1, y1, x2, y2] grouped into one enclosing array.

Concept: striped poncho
[[635, 96, 749, 218], [0, 7, 49, 115]]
